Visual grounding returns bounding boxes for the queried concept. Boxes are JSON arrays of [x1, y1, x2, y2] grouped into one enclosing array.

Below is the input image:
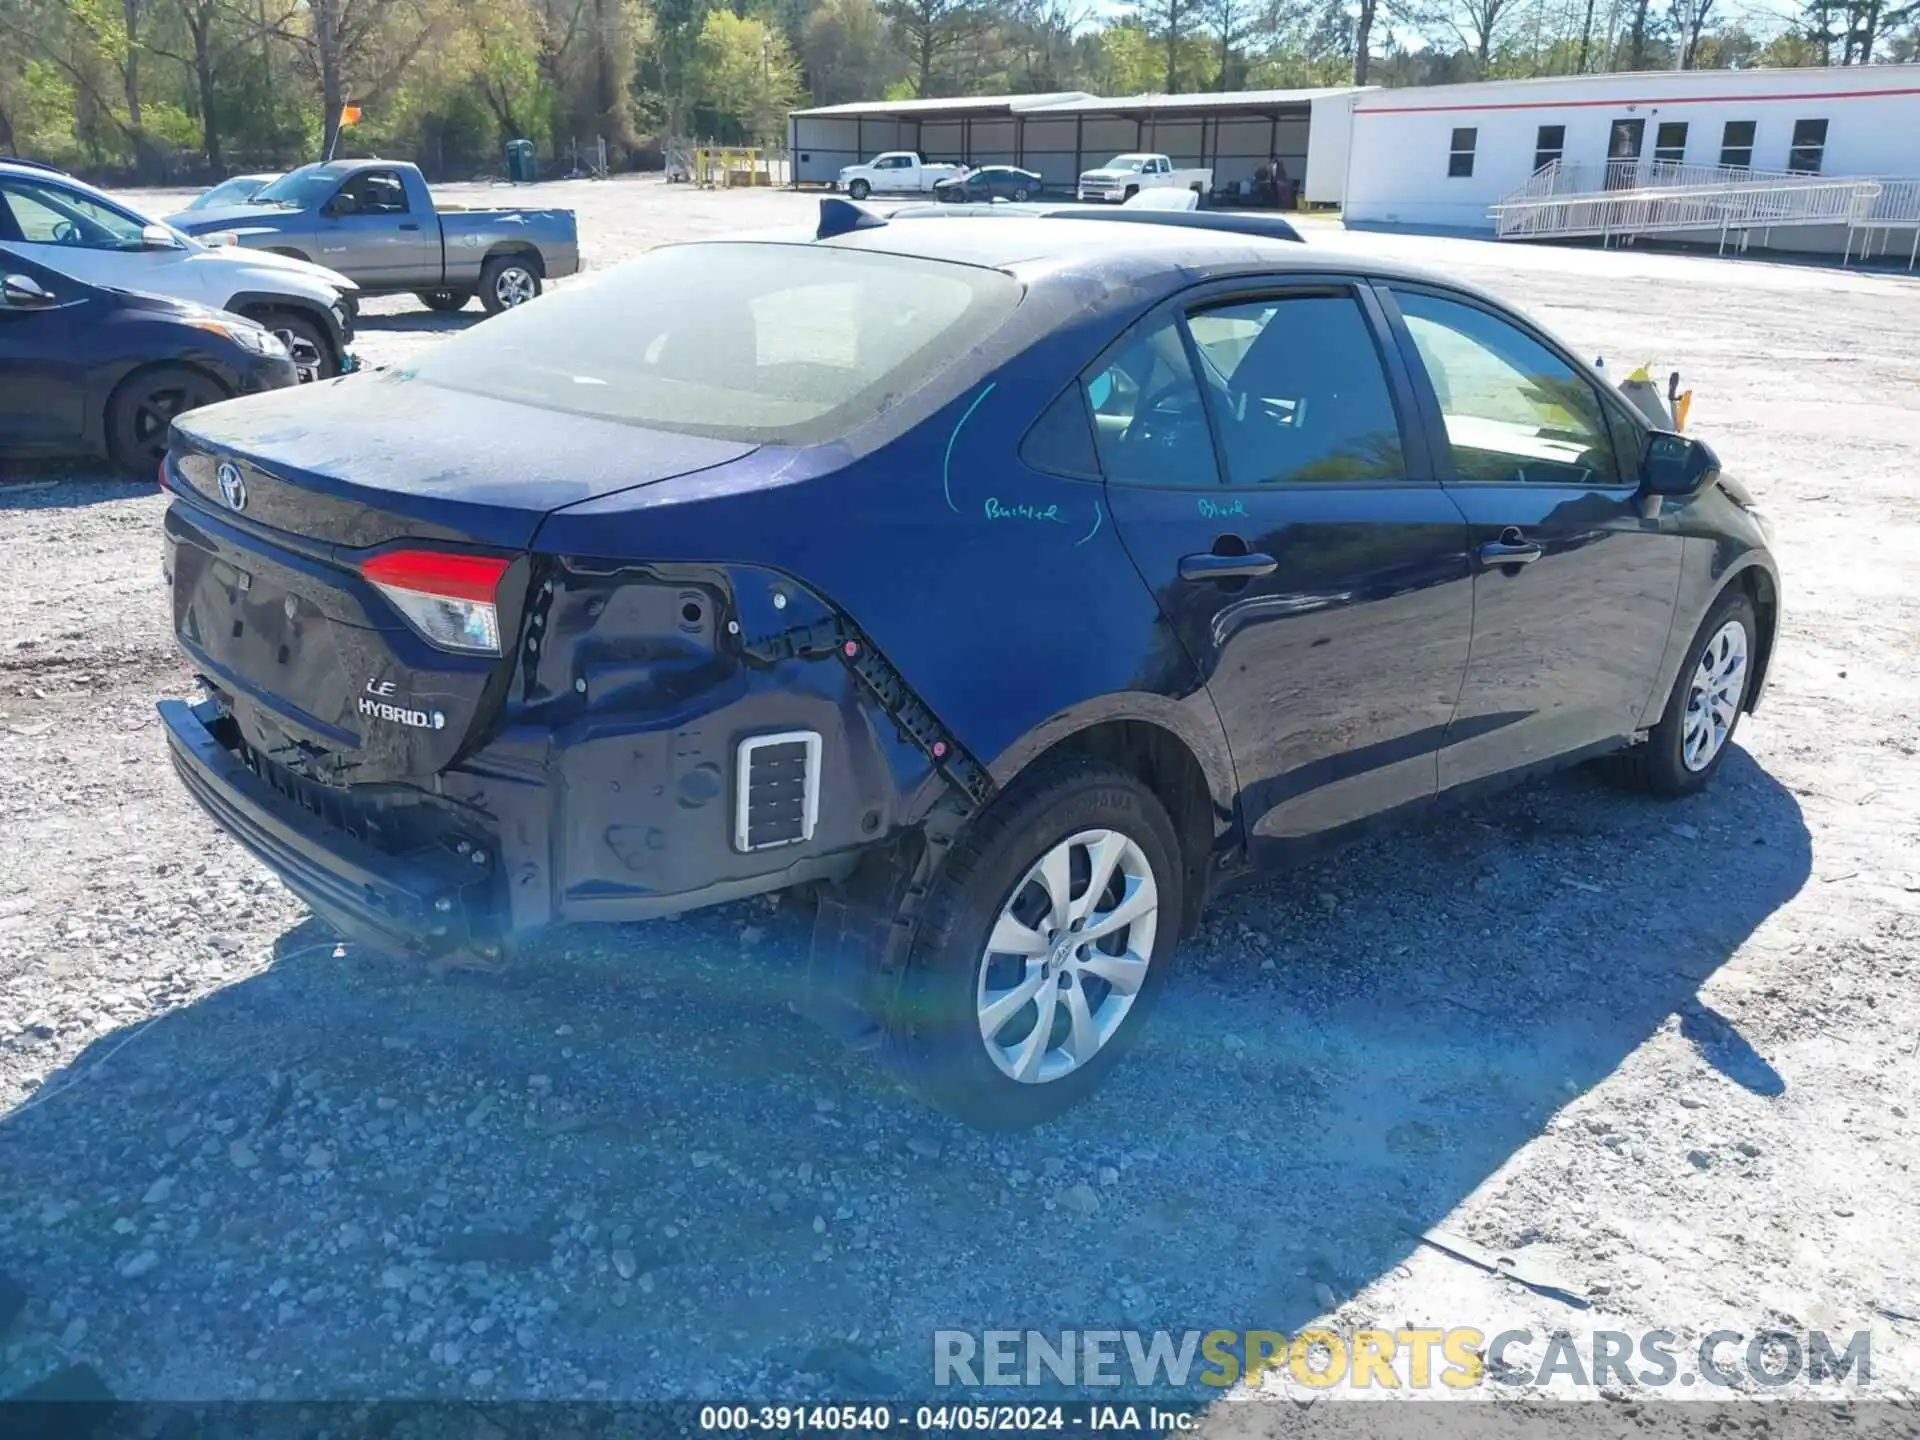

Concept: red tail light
[[360, 549, 511, 655]]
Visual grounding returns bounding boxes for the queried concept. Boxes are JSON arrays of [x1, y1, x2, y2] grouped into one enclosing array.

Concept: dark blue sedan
[[156, 204, 1780, 1127], [933, 165, 1045, 203], [0, 247, 297, 473]]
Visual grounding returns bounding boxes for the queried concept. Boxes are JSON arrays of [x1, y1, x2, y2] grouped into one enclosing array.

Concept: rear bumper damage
[[161, 696, 497, 958]]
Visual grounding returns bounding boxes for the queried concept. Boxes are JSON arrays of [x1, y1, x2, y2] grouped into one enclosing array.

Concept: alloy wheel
[[494, 266, 537, 307], [975, 828, 1159, 1085], [1682, 619, 1749, 771]]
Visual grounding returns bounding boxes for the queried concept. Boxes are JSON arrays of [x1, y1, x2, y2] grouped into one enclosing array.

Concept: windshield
[[251, 165, 342, 208], [188, 175, 274, 210], [397, 242, 1023, 444], [1108, 156, 1150, 171]]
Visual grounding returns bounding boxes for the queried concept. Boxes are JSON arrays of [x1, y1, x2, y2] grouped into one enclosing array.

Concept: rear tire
[[1011, 186, 1030, 201], [480, 255, 541, 315], [1606, 587, 1757, 798], [880, 755, 1182, 1129], [417, 289, 472, 313], [105, 365, 230, 477]]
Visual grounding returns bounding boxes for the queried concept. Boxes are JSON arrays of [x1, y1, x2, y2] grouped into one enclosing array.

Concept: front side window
[[1391, 289, 1621, 488], [1186, 294, 1405, 486], [0, 180, 149, 250], [1533, 125, 1566, 174], [336, 169, 409, 215], [1788, 118, 1828, 174], [1449, 128, 1477, 179], [1655, 122, 1688, 164], [400, 242, 1022, 445], [1084, 316, 1219, 488], [1720, 121, 1756, 169]]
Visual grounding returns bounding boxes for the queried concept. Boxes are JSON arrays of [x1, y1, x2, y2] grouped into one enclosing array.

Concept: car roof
[[809, 214, 1461, 293]]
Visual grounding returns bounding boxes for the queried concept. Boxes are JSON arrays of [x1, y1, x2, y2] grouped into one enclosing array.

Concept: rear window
[[397, 242, 1023, 444]]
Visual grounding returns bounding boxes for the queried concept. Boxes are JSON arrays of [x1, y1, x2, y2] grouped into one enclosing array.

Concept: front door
[[1606, 118, 1646, 189], [316, 167, 439, 288], [0, 255, 90, 451], [1378, 285, 1684, 792], [1090, 280, 1475, 856]]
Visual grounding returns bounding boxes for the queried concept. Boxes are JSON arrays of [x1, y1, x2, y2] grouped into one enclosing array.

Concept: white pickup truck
[[838, 152, 965, 200], [1076, 153, 1212, 204]]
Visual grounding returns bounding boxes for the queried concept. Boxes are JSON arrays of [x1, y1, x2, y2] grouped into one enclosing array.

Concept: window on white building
[[1654, 122, 1688, 165], [1720, 120, 1756, 169], [1448, 127, 1477, 178], [1533, 125, 1566, 173], [1788, 118, 1828, 174]]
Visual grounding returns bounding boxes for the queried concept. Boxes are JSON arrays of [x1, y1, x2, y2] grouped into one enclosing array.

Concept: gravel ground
[[1, 176, 1918, 1423]]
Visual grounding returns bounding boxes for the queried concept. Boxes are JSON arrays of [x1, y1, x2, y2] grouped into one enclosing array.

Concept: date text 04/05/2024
[[695, 1403, 1200, 1432]]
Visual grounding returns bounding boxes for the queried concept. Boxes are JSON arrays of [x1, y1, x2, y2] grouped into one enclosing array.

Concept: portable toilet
[[505, 139, 537, 184]]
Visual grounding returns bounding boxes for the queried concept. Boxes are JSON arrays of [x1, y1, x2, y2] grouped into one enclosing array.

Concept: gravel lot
[[2, 175, 1918, 1421]]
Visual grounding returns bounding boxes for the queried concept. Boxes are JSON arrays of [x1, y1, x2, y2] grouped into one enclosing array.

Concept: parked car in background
[[1076, 153, 1212, 203], [0, 247, 297, 473], [0, 159, 357, 378], [933, 166, 1044, 204], [165, 159, 580, 316], [837, 152, 963, 200], [181, 173, 283, 212], [159, 203, 1778, 1127]]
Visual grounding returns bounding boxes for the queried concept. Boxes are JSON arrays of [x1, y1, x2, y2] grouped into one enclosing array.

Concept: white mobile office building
[[1339, 64, 1920, 233]]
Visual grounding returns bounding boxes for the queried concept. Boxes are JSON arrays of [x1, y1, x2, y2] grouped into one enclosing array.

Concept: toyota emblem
[[216, 461, 247, 512]]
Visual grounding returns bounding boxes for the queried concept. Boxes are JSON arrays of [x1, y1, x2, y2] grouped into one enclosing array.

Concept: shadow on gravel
[[353, 310, 487, 335], [0, 749, 1810, 1404], [0, 473, 151, 507]]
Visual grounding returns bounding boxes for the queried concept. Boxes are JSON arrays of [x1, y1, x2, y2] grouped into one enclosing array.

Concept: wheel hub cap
[[976, 828, 1159, 1086], [1681, 618, 1749, 772]]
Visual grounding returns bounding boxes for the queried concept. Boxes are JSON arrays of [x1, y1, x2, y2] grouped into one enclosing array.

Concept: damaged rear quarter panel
[[528, 275, 1239, 841]]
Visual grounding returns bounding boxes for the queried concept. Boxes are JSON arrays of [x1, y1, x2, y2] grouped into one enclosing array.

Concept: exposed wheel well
[[265, 246, 312, 264], [1739, 566, 1779, 712], [1034, 720, 1214, 936], [233, 300, 340, 367]]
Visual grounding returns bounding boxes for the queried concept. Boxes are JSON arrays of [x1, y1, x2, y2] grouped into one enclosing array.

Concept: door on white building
[[1606, 119, 1646, 189]]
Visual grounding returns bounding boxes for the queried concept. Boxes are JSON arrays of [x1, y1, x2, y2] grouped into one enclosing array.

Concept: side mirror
[[0, 273, 54, 308], [140, 223, 181, 250], [1642, 431, 1720, 497]]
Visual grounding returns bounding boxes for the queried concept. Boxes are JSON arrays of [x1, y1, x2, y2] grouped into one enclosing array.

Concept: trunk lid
[[165, 373, 755, 784]]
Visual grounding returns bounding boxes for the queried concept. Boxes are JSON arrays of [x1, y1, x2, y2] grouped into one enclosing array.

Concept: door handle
[[1180, 550, 1278, 581], [399, 222, 421, 231], [1479, 527, 1543, 567]]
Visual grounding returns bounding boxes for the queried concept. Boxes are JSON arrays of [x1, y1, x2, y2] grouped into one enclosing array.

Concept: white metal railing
[[1516, 157, 1826, 198], [1491, 159, 1920, 268], [1847, 177, 1920, 267]]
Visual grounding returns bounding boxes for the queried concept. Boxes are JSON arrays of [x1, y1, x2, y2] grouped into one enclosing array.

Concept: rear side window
[[1186, 294, 1406, 485], [1082, 316, 1221, 488], [398, 243, 1022, 444]]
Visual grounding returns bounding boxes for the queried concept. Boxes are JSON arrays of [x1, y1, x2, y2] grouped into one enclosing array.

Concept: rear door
[[1093, 276, 1474, 856], [1375, 283, 1684, 792]]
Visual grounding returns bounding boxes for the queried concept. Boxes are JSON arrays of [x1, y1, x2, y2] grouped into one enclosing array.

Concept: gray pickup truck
[[166, 159, 579, 316]]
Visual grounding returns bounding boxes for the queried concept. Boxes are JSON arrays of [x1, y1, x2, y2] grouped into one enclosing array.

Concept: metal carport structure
[[788, 86, 1374, 202]]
